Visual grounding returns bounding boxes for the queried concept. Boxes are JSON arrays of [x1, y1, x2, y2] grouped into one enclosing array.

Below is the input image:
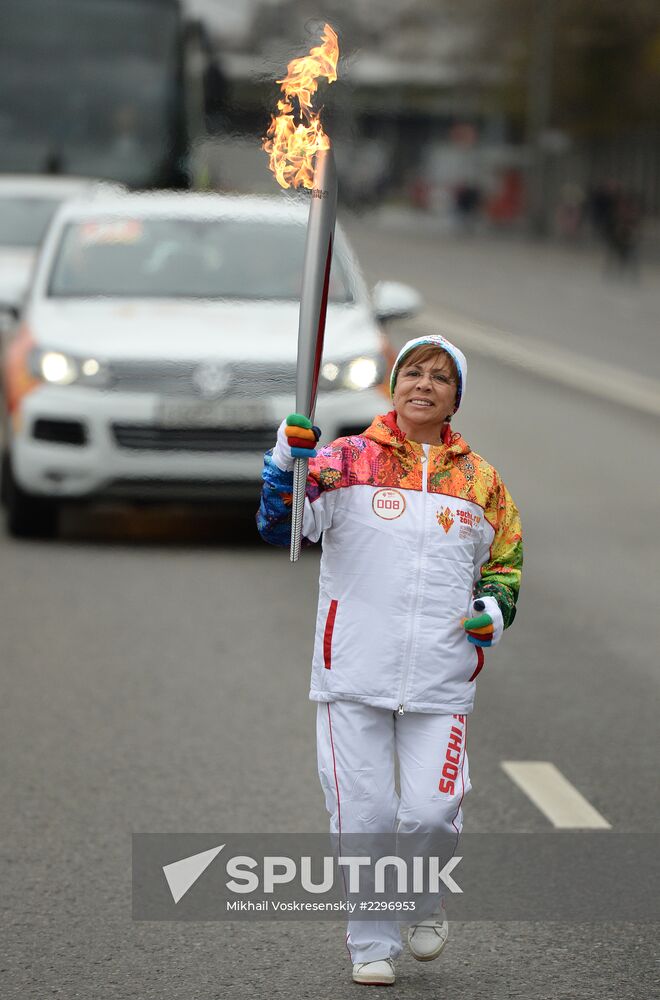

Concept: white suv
[[0, 175, 124, 311], [1, 191, 421, 538]]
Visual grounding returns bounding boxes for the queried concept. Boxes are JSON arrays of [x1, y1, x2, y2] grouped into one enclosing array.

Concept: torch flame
[[263, 23, 339, 190]]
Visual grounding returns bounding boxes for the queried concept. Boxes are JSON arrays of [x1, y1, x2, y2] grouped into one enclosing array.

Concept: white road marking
[[425, 307, 660, 418], [501, 761, 611, 829]]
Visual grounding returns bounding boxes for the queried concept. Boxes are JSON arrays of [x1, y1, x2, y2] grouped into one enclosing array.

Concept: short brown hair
[[394, 345, 458, 387]]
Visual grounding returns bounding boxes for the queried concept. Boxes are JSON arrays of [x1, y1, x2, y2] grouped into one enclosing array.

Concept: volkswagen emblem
[[194, 361, 230, 399]]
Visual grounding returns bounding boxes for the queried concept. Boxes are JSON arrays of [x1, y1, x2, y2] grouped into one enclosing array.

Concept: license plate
[[156, 399, 269, 427]]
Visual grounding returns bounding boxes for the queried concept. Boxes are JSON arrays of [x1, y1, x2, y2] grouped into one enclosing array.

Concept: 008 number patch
[[372, 488, 406, 520]]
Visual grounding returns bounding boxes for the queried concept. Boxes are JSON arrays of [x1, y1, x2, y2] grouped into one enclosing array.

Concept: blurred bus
[[0, 0, 223, 190]]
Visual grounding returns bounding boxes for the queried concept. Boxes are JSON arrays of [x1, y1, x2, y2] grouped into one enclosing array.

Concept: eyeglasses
[[400, 368, 456, 386]]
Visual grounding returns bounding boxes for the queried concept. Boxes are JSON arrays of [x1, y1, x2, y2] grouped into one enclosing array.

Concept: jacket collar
[[365, 411, 471, 460]]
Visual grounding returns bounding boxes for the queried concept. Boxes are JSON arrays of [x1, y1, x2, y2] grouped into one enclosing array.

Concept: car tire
[[1, 451, 59, 539]]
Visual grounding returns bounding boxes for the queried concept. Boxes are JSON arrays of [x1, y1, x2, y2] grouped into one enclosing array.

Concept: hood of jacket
[[364, 410, 472, 466]]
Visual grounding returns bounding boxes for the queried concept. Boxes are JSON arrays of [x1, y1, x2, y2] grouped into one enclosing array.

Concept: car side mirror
[[372, 281, 424, 323]]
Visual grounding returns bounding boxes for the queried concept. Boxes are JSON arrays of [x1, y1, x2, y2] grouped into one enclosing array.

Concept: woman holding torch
[[257, 334, 523, 985]]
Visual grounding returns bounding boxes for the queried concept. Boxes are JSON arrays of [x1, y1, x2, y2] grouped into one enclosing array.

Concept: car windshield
[[0, 196, 61, 246], [48, 218, 353, 301]]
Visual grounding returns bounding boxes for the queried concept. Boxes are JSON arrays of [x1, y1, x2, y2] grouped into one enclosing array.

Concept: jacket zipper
[[397, 447, 429, 714]]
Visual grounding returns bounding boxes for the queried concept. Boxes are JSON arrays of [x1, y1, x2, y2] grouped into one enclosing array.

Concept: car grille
[[111, 423, 276, 452], [108, 361, 297, 397]]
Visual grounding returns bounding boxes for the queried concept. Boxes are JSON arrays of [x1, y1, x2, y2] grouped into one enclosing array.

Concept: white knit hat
[[389, 334, 467, 412]]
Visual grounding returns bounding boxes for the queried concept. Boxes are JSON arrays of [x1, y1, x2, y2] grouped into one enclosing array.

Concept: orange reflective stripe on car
[[4, 326, 38, 413]]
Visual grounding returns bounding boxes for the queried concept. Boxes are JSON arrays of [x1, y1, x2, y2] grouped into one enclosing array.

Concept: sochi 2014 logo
[[372, 488, 406, 520], [436, 507, 455, 533]]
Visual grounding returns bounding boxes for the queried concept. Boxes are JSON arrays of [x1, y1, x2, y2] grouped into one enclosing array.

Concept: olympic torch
[[263, 24, 339, 562]]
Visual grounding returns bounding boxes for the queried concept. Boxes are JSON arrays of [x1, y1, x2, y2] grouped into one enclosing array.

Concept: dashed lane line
[[424, 307, 660, 419], [501, 761, 611, 829]]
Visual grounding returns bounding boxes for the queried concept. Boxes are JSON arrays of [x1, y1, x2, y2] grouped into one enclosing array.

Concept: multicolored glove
[[462, 596, 504, 648], [271, 414, 321, 472]]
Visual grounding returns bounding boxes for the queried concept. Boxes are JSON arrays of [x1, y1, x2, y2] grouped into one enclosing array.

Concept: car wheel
[[1, 451, 59, 539]]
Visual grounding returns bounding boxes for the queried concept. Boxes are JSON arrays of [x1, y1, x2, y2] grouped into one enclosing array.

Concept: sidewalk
[[343, 208, 660, 385]]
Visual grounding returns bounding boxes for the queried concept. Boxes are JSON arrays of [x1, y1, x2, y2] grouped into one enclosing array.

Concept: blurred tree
[[443, 0, 660, 229], [222, 0, 660, 138], [452, 0, 660, 137]]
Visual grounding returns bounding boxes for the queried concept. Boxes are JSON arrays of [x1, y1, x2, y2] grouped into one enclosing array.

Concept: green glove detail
[[286, 413, 313, 430]]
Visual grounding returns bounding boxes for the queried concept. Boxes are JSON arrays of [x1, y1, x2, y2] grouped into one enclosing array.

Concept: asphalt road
[[2, 226, 659, 999]]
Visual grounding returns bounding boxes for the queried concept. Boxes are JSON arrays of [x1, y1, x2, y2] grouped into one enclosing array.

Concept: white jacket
[[258, 411, 522, 715]]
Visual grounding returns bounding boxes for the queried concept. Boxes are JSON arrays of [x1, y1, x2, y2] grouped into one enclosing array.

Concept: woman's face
[[392, 350, 458, 443]]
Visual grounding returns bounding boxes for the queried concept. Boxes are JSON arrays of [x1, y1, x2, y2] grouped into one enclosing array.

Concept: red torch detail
[[310, 234, 333, 408]]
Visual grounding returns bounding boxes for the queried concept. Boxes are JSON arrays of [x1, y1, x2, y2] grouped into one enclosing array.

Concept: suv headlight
[[344, 357, 380, 390], [40, 351, 78, 385], [29, 349, 110, 387], [321, 354, 384, 391]]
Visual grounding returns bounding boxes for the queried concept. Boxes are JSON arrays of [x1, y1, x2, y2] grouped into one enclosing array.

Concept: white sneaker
[[352, 958, 396, 985], [407, 916, 449, 962]]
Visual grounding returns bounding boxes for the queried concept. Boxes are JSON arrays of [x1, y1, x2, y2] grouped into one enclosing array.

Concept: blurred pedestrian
[[556, 182, 585, 241], [612, 189, 642, 277], [485, 168, 524, 226], [454, 182, 482, 234], [409, 175, 431, 212], [257, 335, 523, 986], [589, 180, 642, 278]]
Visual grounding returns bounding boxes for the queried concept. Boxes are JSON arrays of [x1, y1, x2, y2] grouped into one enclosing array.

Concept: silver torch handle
[[290, 147, 338, 563]]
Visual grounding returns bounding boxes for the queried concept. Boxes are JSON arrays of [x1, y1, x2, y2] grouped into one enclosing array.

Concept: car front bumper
[[10, 384, 389, 502]]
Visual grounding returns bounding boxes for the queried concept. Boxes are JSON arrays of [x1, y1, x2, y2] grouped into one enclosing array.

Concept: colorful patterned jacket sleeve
[[255, 451, 295, 547], [256, 443, 347, 547], [474, 477, 523, 628]]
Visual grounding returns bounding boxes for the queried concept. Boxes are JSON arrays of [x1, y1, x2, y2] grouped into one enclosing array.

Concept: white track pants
[[316, 700, 471, 964]]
